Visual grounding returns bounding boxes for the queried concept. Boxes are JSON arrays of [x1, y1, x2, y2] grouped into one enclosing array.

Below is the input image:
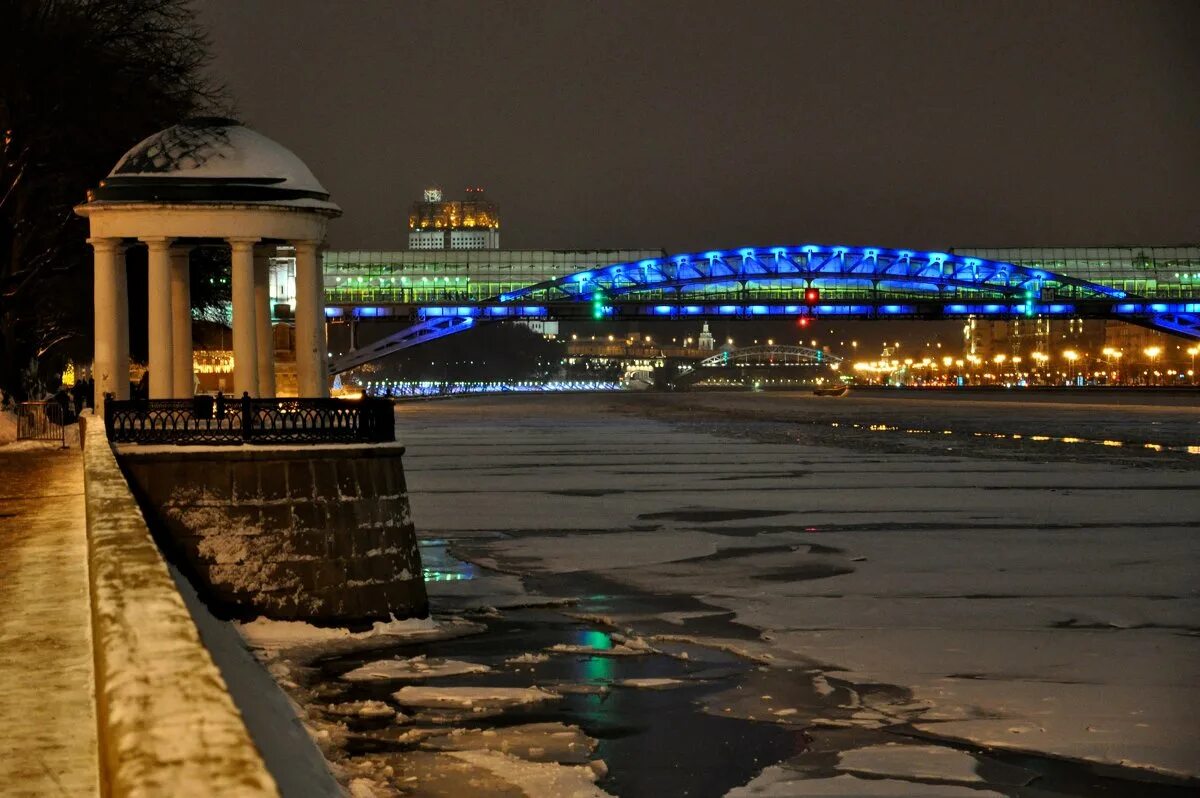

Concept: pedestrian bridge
[[329, 244, 1200, 373], [685, 344, 841, 371]]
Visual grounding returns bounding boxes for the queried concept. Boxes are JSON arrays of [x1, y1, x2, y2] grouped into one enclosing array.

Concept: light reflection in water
[[421, 566, 476, 582], [827, 422, 1197, 455], [574, 630, 616, 684], [418, 539, 479, 582]]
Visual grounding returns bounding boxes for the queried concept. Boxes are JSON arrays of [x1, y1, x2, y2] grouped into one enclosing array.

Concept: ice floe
[[320, 700, 396, 720], [445, 749, 610, 797], [726, 768, 1004, 797], [341, 655, 491, 683], [837, 743, 983, 783], [235, 615, 484, 659], [392, 685, 560, 710], [616, 677, 687, 689], [420, 721, 597, 764]]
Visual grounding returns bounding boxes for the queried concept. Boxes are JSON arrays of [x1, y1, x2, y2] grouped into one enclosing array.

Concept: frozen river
[[393, 390, 1199, 796]]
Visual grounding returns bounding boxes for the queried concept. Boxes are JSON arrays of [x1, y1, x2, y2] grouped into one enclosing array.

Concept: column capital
[[140, 236, 175, 251], [228, 236, 261, 252], [292, 239, 320, 255], [87, 237, 124, 252]]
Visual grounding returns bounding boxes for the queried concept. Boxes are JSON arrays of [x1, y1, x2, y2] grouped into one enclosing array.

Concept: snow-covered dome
[[88, 118, 339, 213]]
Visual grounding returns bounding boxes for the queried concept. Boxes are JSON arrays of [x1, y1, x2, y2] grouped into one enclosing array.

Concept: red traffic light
[[804, 287, 820, 303], [798, 317, 810, 328]]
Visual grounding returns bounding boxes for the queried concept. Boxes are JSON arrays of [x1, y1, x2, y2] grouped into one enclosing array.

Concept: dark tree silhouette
[[0, 0, 227, 401]]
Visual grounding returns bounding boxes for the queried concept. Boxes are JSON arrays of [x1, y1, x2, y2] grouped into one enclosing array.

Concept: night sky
[[194, 1, 1199, 254]]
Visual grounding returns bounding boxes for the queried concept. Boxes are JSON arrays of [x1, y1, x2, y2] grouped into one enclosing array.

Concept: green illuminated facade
[[269, 245, 1200, 309], [954, 246, 1200, 299]]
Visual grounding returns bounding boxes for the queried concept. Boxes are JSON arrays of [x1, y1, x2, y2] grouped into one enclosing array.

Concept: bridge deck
[[0, 445, 98, 797]]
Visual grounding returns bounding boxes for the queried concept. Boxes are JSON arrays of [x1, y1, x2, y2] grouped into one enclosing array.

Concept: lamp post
[[1144, 346, 1162, 386], [1187, 346, 1198, 385], [1102, 347, 1123, 384], [966, 354, 981, 384], [1063, 350, 1079, 385], [1030, 351, 1048, 385]]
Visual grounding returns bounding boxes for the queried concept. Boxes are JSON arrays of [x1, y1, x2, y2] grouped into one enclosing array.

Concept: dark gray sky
[[195, 0, 1199, 252]]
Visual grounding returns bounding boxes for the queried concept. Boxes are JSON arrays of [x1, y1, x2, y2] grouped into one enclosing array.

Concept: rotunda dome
[[87, 117, 339, 213]]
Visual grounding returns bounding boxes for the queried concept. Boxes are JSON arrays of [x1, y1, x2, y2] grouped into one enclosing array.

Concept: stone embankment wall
[[117, 443, 427, 625], [81, 418, 278, 797]]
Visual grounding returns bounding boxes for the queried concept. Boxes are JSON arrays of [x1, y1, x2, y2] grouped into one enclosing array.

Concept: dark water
[[312, 610, 808, 798]]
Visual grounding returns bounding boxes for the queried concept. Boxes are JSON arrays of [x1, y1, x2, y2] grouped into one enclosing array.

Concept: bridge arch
[[694, 344, 842, 369], [498, 244, 1126, 304], [329, 243, 1200, 374]]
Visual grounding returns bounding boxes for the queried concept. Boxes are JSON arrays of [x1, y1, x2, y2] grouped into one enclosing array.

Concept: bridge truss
[[328, 244, 1199, 374], [692, 344, 842, 369]]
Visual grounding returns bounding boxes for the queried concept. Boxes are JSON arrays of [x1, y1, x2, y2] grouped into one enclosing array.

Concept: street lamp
[[1144, 346, 1162, 386], [1030, 351, 1048, 384], [1187, 346, 1198, 385], [1102, 347, 1123, 383], [1063, 350, 1079, 384]]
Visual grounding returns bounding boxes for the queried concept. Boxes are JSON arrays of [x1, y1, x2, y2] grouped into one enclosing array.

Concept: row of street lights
[[853, 345, 1199, 386]]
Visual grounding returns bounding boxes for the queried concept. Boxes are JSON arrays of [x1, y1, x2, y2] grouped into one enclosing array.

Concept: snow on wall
[[80, 417, 277, 797], [118, 444, 427, 625]]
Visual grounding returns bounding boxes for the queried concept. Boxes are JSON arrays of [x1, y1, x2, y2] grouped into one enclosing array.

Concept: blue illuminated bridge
[[328, 244, 1200, 373]]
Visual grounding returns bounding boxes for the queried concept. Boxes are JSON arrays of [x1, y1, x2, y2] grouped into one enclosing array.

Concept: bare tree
[[0, 0, 228, 402]]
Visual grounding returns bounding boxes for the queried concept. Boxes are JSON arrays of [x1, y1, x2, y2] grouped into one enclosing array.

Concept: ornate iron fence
[[16, 401, 71, 447], [103, 394, 395, 445]]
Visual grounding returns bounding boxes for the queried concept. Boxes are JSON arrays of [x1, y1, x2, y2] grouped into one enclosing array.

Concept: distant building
[[408, 186, 500, 250], [697, 322, 715, 351]]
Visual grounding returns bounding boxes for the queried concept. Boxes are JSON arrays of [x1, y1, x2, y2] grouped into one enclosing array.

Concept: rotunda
[[75, 117, 340, 408]]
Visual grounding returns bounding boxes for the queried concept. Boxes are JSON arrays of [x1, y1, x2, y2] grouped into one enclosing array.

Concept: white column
[[170, 246, 193, 398], [229, 237, 260, 397], [293, 240, 328, 397], [314, 243, 330, 397], [253, 248, 276, 397], [90, 238, 129, 414], [143, 237, 174, 399]]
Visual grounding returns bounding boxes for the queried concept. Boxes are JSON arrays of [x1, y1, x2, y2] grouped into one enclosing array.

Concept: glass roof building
[[272, 248, 666, 310], [953, 246, 1200, 299], [269, 245, 1200, 311]]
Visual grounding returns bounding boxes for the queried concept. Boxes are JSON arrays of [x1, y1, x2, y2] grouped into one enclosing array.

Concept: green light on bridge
[[592, 289, 608, 320]]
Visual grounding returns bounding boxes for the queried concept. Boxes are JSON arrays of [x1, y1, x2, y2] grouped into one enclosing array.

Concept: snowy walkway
[[0, 445, 98, 797]]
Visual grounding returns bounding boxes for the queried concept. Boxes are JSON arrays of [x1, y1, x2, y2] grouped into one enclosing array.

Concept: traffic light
[[1023, 288, 1035, 318], [591, 289, 607, 320], [804, 287, 820, 304]]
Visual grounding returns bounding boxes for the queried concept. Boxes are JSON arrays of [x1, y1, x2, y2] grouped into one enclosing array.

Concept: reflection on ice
[[419, 538, 480, 582], [826, 419, 1198, 454]]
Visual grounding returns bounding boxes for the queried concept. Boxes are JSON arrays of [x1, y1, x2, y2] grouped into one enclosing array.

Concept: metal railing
[[104, 394, 395, 445], [16, 401, 71, 447]]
